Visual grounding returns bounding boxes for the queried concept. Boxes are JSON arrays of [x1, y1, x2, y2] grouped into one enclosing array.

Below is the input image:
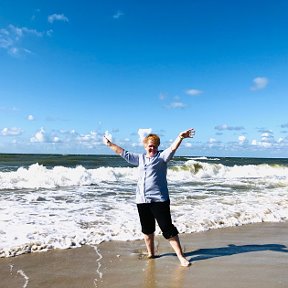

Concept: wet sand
[[1, 222, 288, 288]]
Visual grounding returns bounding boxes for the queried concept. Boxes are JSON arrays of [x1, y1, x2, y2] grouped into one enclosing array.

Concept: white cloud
[[206, 138, 223, 149], [251, 77, 268, 91], [8, 25, 43, 38], [259, 141, 272, 148], [48, 14, 69, 24], [166, 101, 186, 109], [138, 128, 152, 142], [215, 124, 245, 131], [185, 89, 203, 96], [250, 131, 275, 148], [30, 128, 71, 144], [30, 128, 46, 143], [238, 135, 247, 144], [0, 25, 43, 56], [113, 10, 124, 19], [46, 29, 53, 37], [78, 131, 97, 144], [52, 136, 60, 143], [1, 127, 22, 136], [184, 142, 192, 148], [251, 139, 257, 146], [75, 130, 112, 149], [29, 128, 105, 148], [261, 132, 273, 142], [27, 114, 34, 121]]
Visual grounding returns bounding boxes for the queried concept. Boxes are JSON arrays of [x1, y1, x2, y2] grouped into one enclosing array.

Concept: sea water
[[0, 154, 287, 257]]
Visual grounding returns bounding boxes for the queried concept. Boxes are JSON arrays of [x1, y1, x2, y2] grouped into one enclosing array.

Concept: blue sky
[[0, 0, 288, 157]]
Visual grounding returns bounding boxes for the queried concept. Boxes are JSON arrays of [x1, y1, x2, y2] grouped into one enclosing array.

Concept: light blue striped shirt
[[121, 147, 175, 204]]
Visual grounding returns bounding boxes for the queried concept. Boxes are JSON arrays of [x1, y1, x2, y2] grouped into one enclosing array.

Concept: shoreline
[[1, 222, 288, 288]]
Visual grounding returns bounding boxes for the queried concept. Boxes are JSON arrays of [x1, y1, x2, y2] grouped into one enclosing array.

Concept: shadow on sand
[[161, 243, 288, 263]]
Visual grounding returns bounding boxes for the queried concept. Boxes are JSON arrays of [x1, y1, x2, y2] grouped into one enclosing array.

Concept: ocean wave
[[170, 160, 288, 180], [0, 163, 137, 190], [0, 161, 288, 190]]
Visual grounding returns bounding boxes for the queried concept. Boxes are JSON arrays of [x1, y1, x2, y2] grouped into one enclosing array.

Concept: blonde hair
[[143, 133, 160, 147]]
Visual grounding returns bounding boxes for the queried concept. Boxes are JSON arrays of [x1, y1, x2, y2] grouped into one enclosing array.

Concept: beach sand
[[1, 222, 287, 288]]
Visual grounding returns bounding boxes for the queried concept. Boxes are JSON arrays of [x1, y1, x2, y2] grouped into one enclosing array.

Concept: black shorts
[[137, 200, 179, 239]]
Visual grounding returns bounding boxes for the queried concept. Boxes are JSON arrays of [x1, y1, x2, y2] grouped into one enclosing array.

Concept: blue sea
[[0, 153, 287, 258]]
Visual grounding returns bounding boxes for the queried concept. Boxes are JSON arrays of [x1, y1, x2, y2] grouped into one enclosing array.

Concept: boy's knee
[[142, 228, 155, 235], [162, 225, 179, 239]]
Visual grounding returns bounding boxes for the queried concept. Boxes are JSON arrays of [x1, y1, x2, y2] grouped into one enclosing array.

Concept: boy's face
[[144, 139, 158, 157]]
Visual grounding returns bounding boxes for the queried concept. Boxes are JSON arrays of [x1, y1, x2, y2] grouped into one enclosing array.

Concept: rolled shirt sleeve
[[121, 150, 139, 166]]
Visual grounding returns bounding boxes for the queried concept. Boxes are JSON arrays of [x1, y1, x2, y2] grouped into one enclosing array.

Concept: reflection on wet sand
[[144, 258, 189, 288]]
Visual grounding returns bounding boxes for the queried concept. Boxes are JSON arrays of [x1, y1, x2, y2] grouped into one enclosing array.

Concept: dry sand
[[1, 222, 287, 288]]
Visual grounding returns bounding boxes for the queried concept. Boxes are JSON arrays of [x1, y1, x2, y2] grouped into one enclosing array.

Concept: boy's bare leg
[[169, 235, 191, 267], [143, 233, 155, 258]]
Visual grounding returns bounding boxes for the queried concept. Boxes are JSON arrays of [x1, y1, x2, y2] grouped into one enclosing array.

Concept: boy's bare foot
[[180, 257, 191, 267]]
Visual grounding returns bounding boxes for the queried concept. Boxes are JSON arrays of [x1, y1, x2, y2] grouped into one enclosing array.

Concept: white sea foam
[[17, 270, 29, 288], [187, 156, 220, 161], [93, 245, 103, 287], [0, 160, 288, 258]]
